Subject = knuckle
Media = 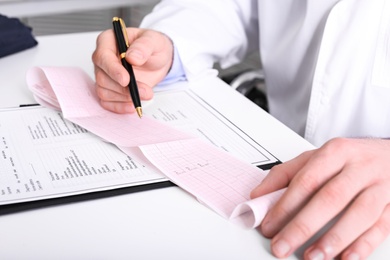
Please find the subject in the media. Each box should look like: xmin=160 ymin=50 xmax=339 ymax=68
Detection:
xmin=91 ymin=47 xmax=104 ymax=66
xmin=322 ymin=138 xmax=352 ymax=156
xmin=91 ymin=49 xmax=99 ymax=64
xmin=350 ymin=188 xmax=384 ymax=224
xmin=271 ymin=163 xmax=284 ymax=172
xmin=268 ymin=164 xmax=285 ymax=178
xmin=268 ymin=165 xmax=279 ymax=177
xmin=350 ymin=217 xmax=390 ymax=257
xmin=318 ymin=183 xmax=345 ymax=207
xmin=95 ymin=86 xmax=106 ymax=100
xmin=94 ymin=70 xmax=106 ymax=86
xmin=292 ymin=173 xmax=320 ymax=195
xmin=274 ymin=204 xmax=291 ymax=221
xmin=99 ymin=99 xmax=108 ymax=108
xmin=326 ymin=231 xmax=343 ymax=247
xmin=354 ymin=193 xmax=378 ymax=213
xmin=300 ymin=150 xmax=313 ymax=158
xmin=268 ymin=164 xmax=291 ymax=184
xmin=291 ymin=219 xmax=313 ymax=239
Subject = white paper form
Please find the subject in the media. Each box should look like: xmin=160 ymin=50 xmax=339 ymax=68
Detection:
xmin=0 ymin=106 xmax=165 ymax=205
xmin=144 ymin=90 xmax=279 ymax=167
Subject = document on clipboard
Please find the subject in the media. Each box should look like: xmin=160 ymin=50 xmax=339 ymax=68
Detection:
xmin=0 ymin=66 xmax=287 ymax=227
xmin=0 ymin=70 xmax=279 ymax=207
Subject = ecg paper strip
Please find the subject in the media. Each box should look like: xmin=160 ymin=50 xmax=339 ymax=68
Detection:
xmin=26 ymin=66 xmax=285 ymax=228
xmin=141 ymin=139 xmax=285 ymax=228
xmin=27 ymin=66 xmax=193 ymax=147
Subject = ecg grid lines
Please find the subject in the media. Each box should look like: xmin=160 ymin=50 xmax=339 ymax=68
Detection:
xmin=141 ymin=138 xmax=267 ymax=218
xmin=34 ymin=66 xmax=193 ymax=147
xmin=27 ymin=66 xmax=284 ymax=227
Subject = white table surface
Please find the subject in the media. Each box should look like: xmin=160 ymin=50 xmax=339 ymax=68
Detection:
xmin=0 ymin=31 xmax=388 ymax=260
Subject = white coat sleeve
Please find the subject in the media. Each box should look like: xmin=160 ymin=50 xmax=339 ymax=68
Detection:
xmin=140 ymin=0 xmax=259 ymax=80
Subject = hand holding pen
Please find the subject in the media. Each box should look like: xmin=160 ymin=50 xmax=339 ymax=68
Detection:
xmin=92 ymin=20 xmax=175 ymax=115
xmin=112 ymin=17 xmax=142 ymax=118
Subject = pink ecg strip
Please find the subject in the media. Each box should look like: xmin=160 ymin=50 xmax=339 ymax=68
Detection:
xmin=26 ymin=66 xmax=284 ymax=228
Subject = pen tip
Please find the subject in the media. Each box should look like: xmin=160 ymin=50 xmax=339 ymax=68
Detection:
xmin=136 ymin=107 xmax=143 ymax=118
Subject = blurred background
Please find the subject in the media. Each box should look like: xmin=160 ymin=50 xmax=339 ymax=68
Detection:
xmin=1 ymin=0 xmax=265 ymax=109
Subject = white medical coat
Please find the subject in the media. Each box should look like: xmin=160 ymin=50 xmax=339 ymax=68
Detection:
xmin=141 ymin=0 xmax=390 ymax=146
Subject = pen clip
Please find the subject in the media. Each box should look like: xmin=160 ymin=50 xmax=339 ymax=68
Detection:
xmin=119 ymin=18 xmax=129 ymax=48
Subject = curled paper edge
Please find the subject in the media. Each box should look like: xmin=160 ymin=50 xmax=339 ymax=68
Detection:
xmin=229 ymin=188 xmax=286 ymax=229
xmin=26 ymin=66 xmax=61 ymax=110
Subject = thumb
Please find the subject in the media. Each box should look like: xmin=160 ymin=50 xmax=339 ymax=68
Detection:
xmin=125 ymin=29 xmax=173 ymax=68
xmin=125 ymin=29 xmax=158 ymax=66
xmin=126 ymin=47 xmax=147 ymax=66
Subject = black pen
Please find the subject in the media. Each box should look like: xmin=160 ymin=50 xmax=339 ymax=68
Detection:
xmin=112 ymin=17 xmax=142 ymax=118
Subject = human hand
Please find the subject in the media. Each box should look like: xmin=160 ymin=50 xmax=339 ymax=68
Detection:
xmin=251 ymin=138 xmax=390 ymax=259
xmin=92 ymin=28 xmax=174 ymax=113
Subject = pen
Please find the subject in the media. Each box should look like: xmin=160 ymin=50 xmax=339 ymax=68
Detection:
xmin=112 ymin=17 xmax=142 ymax=118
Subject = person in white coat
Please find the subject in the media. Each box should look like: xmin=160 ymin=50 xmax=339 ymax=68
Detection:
xmin=92 ymin=0 xmax=390 ymax=259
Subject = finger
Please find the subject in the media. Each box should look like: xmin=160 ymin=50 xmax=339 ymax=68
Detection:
xmin=136 ymin=81 xmax=154 ymax=101
xmin=303 ymin=181 xmax=390 ymax=260
xmin=126 ymin=29 xmax=166 ymax=65
xmin=126 ymin=29 xmax=151 ymax=66
xmin=266 ymin=165 xmax=370 ymax=258
xmin=97 ymin=81 xmax=154 ymax=114
xmin=95 ymin=64 xmax=155 ymax=103
xmin=100 ymin=100 xmax=135 ymax=114
xmin=250 ymin=150 xmax=314 ymax=199
xmin=92 ymin=30 xmax=130 ymax=86
xmin=341 ymin=204 xmax=390 ymax=260
xmin=95 ymin=67 xmax=129 ymax=96
xmin=96 ymin=84 xmax=131 ymax=103
xmin=260 ymin=139 xmax=360 ymax=237
xmin=126 ymin=30 xmax=174 ymax=78
xmin=97 ymin=80 xmax=154 ymax=102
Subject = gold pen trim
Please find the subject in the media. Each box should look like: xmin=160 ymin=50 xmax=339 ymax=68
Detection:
xmin=113 ymin=16 xmax=142 ymax=119
xmin=112 ymin=17 xmax=129 ymax=48
xmin=136 ymin=107 xmax=143 ymax=118
xmin=119 ymin=18 xmax=129 ymax=48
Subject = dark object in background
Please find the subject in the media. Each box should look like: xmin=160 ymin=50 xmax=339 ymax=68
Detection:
xmin=222 ymin=69 xmax=268 ymax=112
xmin=0 ymin=14 xmax=38 ymax=58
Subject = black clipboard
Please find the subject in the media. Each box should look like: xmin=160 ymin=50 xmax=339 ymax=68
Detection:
xmin=0 ymin=180 xmax=175 ymax=216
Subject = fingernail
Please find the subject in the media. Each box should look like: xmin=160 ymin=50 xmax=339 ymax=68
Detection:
xmin=272 ymin=239 xmax=291 ymax=257
xmin=307 ymin=248 xmax=325 ymax=260
xmin=346 ymin=252 xmax=360 ymax=260
xmin=127 ymin=49 xmax=143 ymax=61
